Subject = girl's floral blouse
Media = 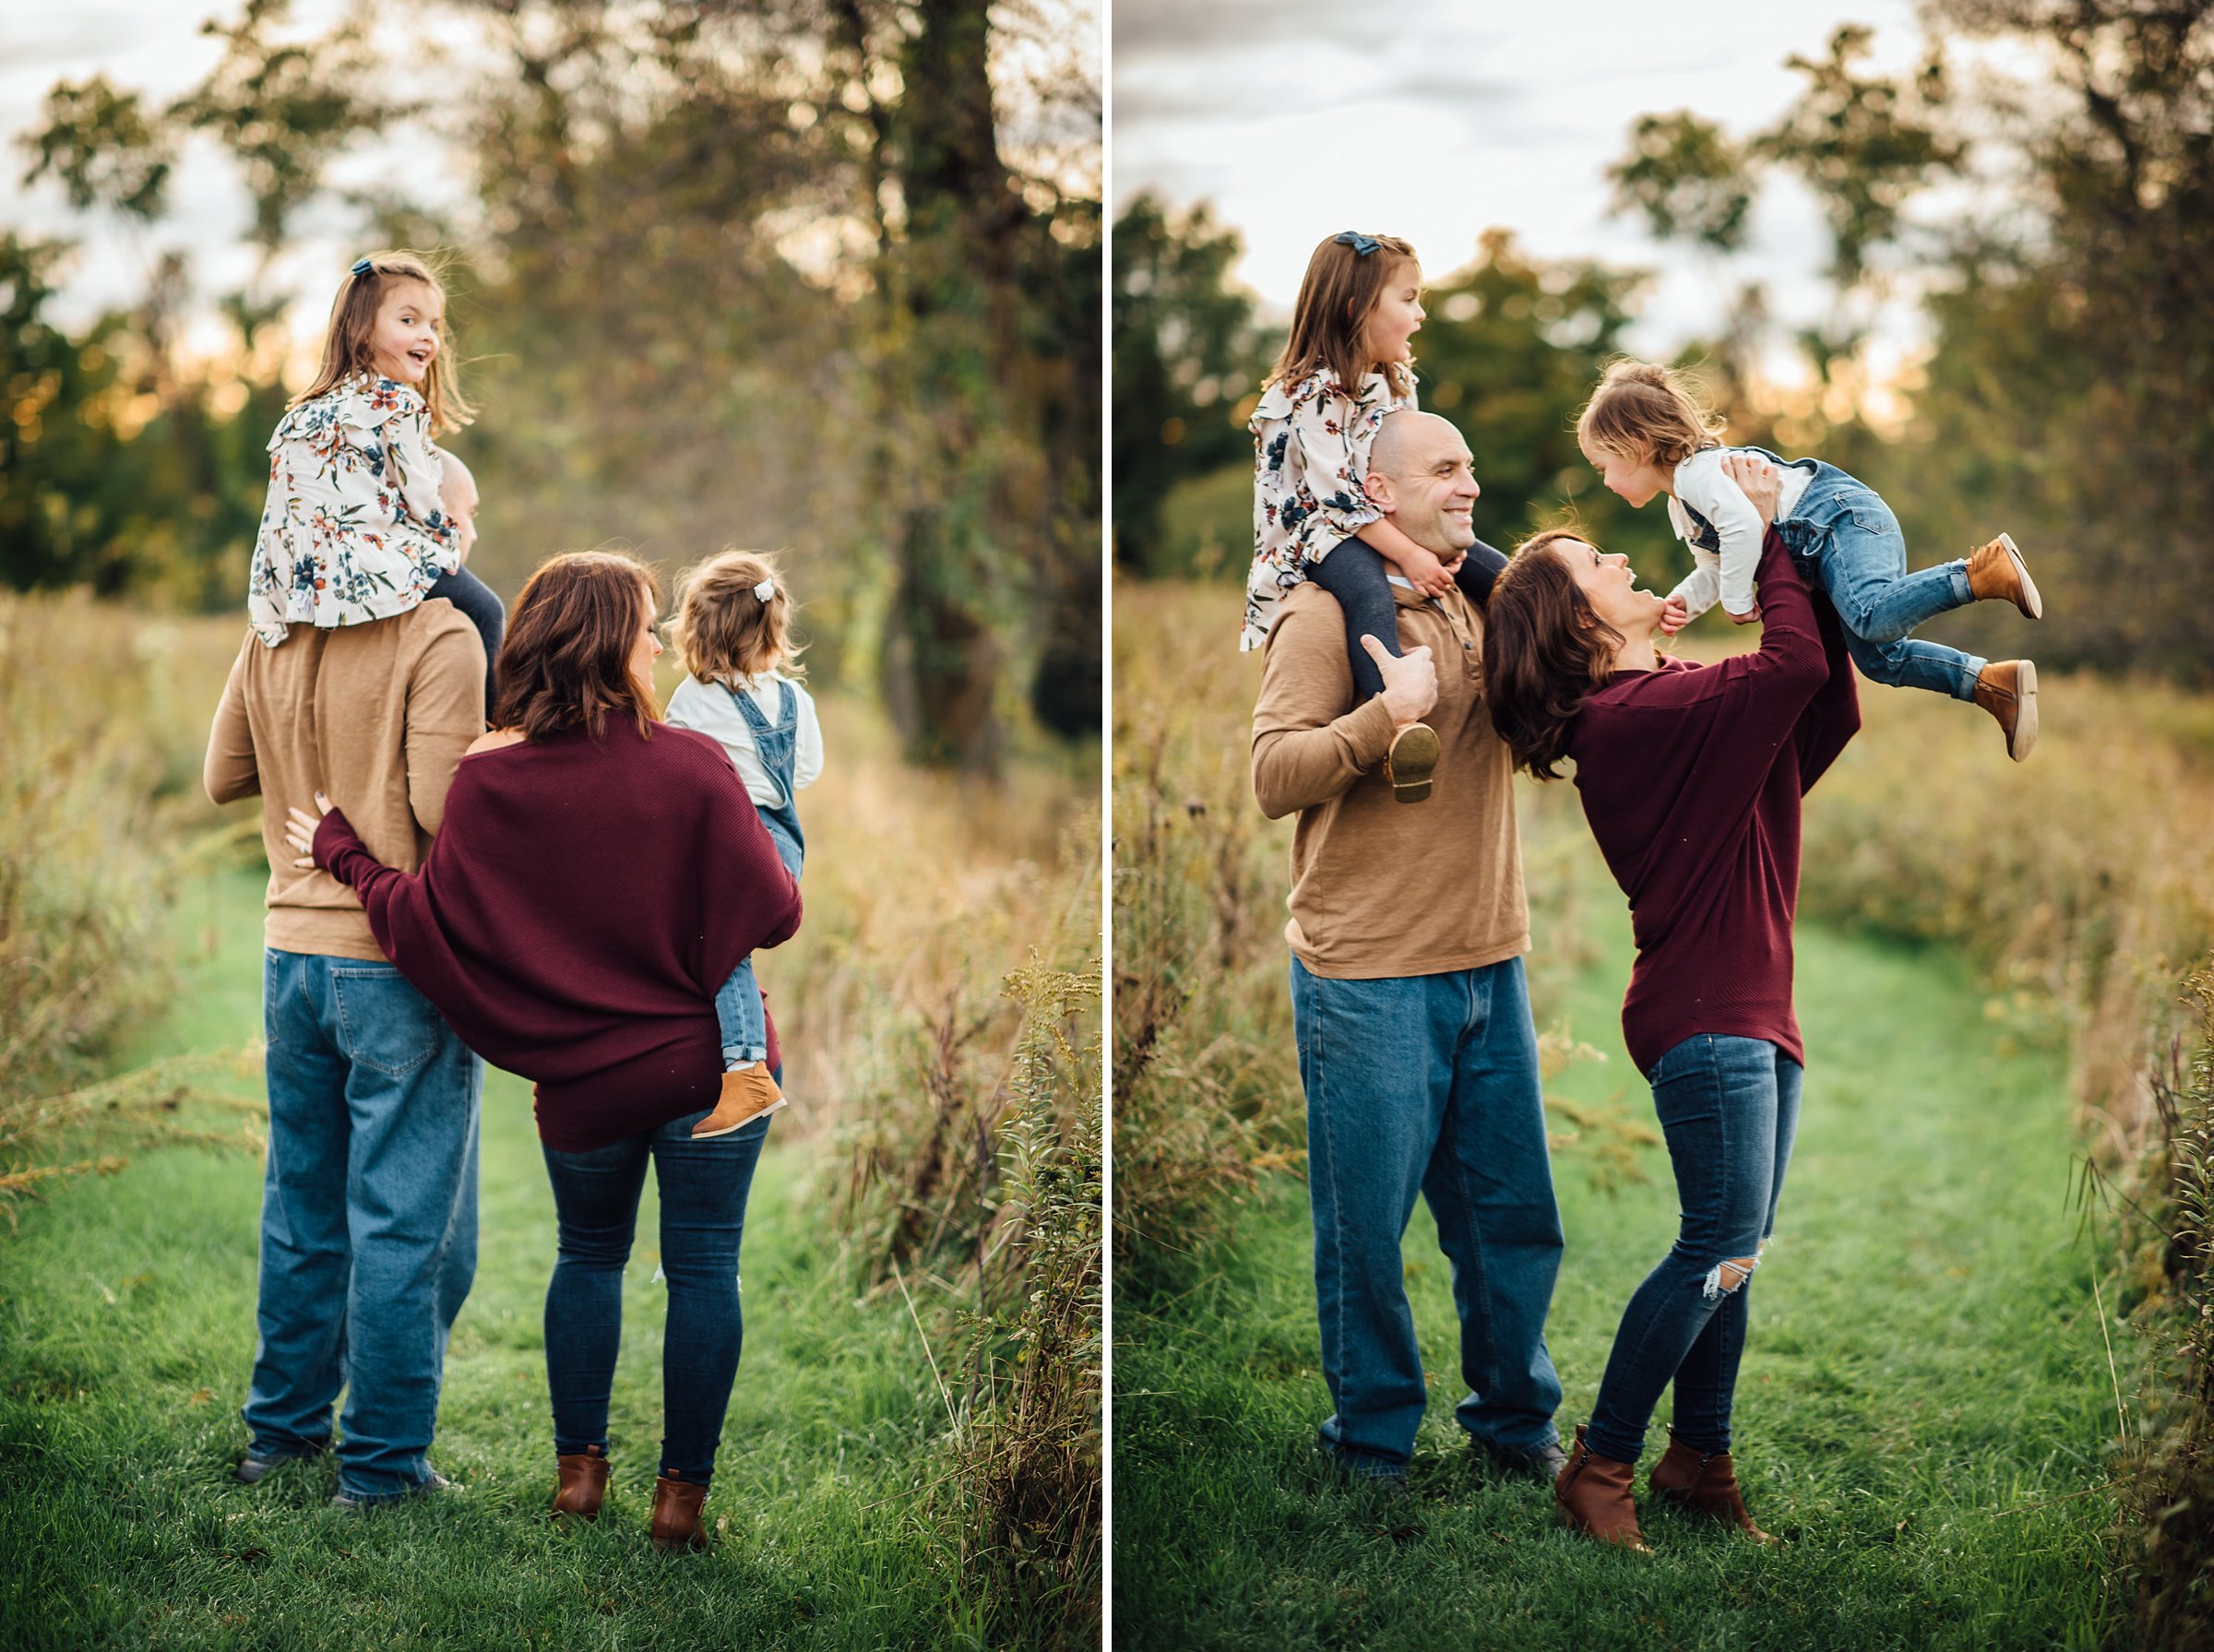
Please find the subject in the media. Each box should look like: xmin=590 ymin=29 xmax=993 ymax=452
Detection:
xmin=1241 ymin=368 xmax=1415 ymax=652
xmin=247 ymin=372 xmax=458 ymax=648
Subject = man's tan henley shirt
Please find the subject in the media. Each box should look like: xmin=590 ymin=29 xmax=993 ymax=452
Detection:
xmin=204 ymin=600 xmax=485 ymax=962
xmin=1251 ymin=580 xmax=1529 ymax=980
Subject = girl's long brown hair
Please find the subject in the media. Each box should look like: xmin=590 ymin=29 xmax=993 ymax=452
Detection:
xmin=1482 ymin=529 xmax=1625 ymax=780
xmin=493 ymin=552 xmax=662 ymax=744
xmin=293 ymin=250 xmax=475 ymax=436
xmin=1266 ymin=232 xmax=1420 ymax=402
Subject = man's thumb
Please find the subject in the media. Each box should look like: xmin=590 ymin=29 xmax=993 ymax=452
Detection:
xmin=1358 ymin=634 xmax=1389 ymax=660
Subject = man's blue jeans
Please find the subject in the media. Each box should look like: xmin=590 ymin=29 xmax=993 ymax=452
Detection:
xmin=1584 ymin=1035 xmax=1803 ymax=1465
xmin=539 ymin=1100 xmax=773 ymax=1485
xmin=1292 ymin=956 xmax=1565 ymax=1474
xmin=244 ymin=951 xmax=482 ymax=1501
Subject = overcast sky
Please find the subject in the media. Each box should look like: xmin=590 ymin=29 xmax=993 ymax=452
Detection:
xmin=1112 ymin=0 xmax=1932 ymax=367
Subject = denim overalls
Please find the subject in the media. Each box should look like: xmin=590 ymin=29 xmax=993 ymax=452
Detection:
xmin=710 ymin=679 xmax=806 ymax=1068
xmin=1696 ymin=447 xmax=1986 ymax=702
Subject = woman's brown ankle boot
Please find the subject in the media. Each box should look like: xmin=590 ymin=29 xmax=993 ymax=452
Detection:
xmin=1553 ymin=1424 xmax=1651 ymax=1552
xmin=649 ymin=1471 xmax=709 ymax=1552
xmin=551 ymin=1445 xmax=609 ymax=1520
xmin=1648 ymin=1429 xmax=1776 ymax=1544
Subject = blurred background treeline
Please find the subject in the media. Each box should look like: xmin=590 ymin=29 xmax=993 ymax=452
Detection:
xmin=1114 ymin=1 xmax=2211 ymax=684
xmin=6 ymin=0 xmax=1101 ymax=767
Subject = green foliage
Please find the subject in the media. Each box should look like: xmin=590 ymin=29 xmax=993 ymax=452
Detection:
xmin=1608 ymin=111 xmax=1753 ymax=254
xmin=1110 ymin=193 xmax=1271 ymax=574
xmin=18 ymin=77 xmax=172 ymax=220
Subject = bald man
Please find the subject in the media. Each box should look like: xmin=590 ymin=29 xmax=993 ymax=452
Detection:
xmin=1252 ymin=410 xmax=1565 ymax=1492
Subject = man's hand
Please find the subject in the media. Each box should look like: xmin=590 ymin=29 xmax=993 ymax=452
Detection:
xmin=1720 ymin=451 xmax=1780 ymax=528
xmin=1359 ymin=636 xmax=1437 ymax=728
xmin=1392 ymin=545 xmax=1457 ymax=600
xmin=1659 ymin=595 xmax=1691 ymax=635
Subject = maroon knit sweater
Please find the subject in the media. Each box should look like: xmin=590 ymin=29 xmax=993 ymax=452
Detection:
xmin=313 ymin=717 xmax=802 ymax=1150
xmin=1566 ymin=533 xmax=1860 ymax=1076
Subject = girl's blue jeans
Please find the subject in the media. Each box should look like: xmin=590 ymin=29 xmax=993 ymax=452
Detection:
xmin=712 ymin=817 xmax=804 ymax=1067
xmin=1583 ymin=1035 xmax=1803 ymax=1465
xmin=1772 ymin=459 xmax=1986 ymax=701
xmin=539 ymin=1097 xmax=774 ymax=1484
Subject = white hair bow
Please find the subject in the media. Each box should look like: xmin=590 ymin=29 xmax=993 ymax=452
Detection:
xmin=753 ymin=577 xmax=776 ymax=602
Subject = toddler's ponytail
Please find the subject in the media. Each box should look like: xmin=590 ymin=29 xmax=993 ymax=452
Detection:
xmin=1576 ymin=357 xmax=1723 ymax=469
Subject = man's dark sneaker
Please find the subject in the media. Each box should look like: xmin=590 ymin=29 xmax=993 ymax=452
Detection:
xmin=1326 ymin=1452 xmax=1410 ymax=1496
xmin=1478 ymin=1436 xmax=1569 ymax=1483
xmin=330 ymin=1468 xmax=454 ymax=1514
xmin=235 ymin=1444 xmax=323 ymax=1484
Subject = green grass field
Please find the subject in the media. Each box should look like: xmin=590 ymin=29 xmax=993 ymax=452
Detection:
xmin=1113 ymin=898 xmax=2122 ymax=1649
xmin=0 ymin=867 xmax=992 ymax=1650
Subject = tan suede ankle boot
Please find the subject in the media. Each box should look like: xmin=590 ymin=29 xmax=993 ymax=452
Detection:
xmin=1965 ymin=532 xmax=2041 ymax=619
xmin=1972 ymin=660 xmax=2039 ymax=762
xmin=693 ymin=1064 xmax=785 ymax=1138
xmin=1553 ymin=1424 xmax=1651 ymax=1552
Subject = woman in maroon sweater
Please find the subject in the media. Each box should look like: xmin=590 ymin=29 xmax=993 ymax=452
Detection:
xmin=285 ymin=551 xmax=801 ymax=1552
xmin=1482 ymin=457 xmax=1860 ymax=1551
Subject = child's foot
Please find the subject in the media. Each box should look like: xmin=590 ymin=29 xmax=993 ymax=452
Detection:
xmin=1967 ymin=533 xmax=2041 ymax=619
xmin=693 ymin=1063 xmax=785 ymax=1137
xmin=1385 ymin=721 xmax=1441 ymax=803
xmin=1972 ymin=660 xmax=2038 ymax=761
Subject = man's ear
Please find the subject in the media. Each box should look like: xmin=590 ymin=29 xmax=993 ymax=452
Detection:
xmin=1363 ymin=469 xmax=1395 ymax=512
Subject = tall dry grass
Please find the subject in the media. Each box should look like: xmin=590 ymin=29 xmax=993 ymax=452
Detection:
xmin=0 ymin=592 xmax=261 ymax=1210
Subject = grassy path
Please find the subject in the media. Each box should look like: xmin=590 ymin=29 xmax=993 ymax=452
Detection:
xmin=1114 ymin=915 xmax=2120 ymax=1649
xmin=0 ymin=869 xmax=974 ymax=1650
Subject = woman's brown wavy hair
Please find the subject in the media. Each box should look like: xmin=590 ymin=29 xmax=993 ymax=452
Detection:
xmin=1482 ymin=529 xmax=1625 ymax=780
xmin=493 ymin=551 xmax=663 ymax=744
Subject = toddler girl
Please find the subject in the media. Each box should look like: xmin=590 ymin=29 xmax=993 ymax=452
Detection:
xmin=1243 ymin=231 xmax=1507 ymax=802
xmin=1577 ymin=359 xmax=2043 ymax=759
xmin=663 ymin=550 xmax=819 ymax=1136
xmin=249 ymin=251 xmax=505 ymax=704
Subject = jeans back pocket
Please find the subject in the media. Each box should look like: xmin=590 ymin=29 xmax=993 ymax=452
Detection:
xmin=331 ymin=967 xmax=443 ymax=1079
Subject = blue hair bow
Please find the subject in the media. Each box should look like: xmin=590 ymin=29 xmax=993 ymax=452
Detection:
xmin=1333 ymin=232 xmax=1382 ymax=256
xmin=350 ymin=257 xmax=374 ymax=277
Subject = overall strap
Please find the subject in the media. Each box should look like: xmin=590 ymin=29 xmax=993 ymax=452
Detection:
xmin=722 ymin=678 xmax=775 ymax=734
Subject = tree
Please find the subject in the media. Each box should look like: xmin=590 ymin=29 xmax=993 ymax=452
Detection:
xmin=1108 ymin=194 xmax=1267 ymax=574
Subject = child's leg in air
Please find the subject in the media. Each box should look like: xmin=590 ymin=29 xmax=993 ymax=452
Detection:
xmin=428 ymin=567 xmax=506 ymax=719
xmin=1303 ymin=536 xmax=1441 ymax=802
xmin=1815 ymin=493 xmax=1977 ymax=646
xmin=1306 ymin=538 xmax=1403 ymax=703
xmin=696 ymin=962 xmax=784 ymax=1139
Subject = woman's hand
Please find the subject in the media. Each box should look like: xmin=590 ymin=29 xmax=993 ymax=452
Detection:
xmin=282 ymin=790 xmax=337 ymax=869
xmin=1721 ymin=452 xmax=1780 ymax=527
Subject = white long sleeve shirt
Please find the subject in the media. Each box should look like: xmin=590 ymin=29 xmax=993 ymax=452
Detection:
xmin=662 ymin=671 xmax=823 ymax=810
xmin=1666 ymin=446 xmax=1815 ymax=620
